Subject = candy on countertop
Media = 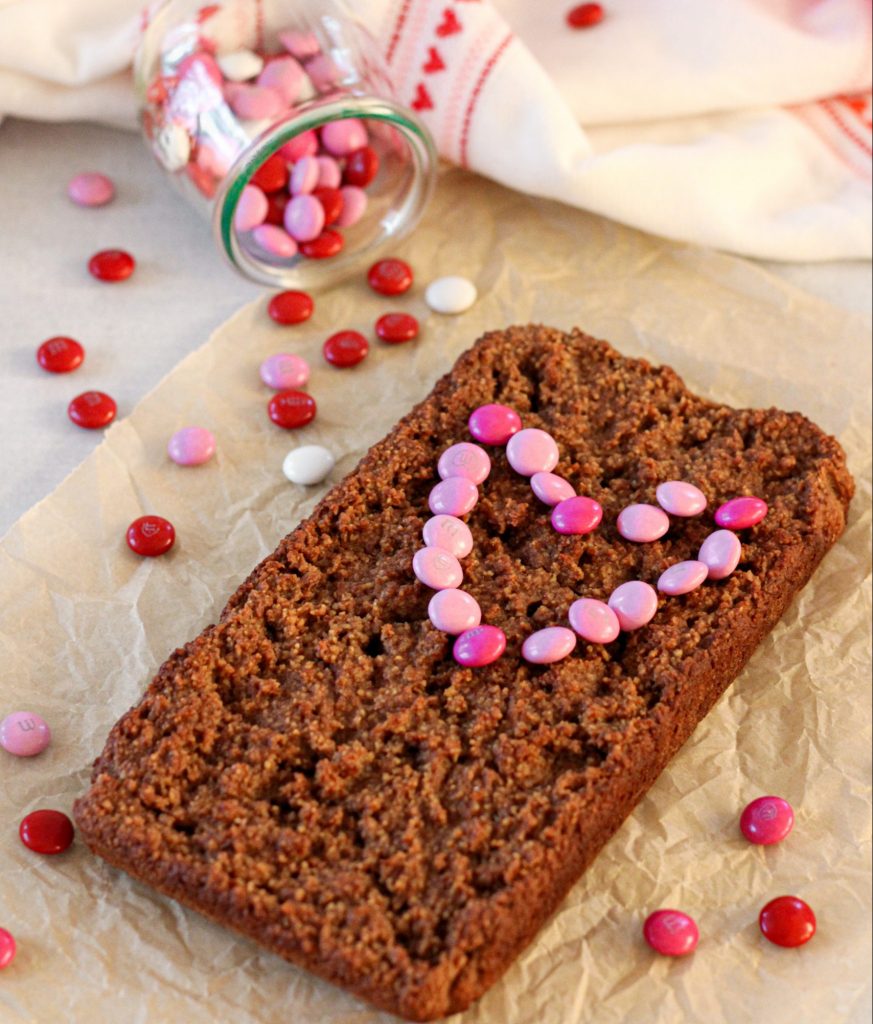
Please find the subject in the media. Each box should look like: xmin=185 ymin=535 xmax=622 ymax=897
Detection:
xmin=88 ymin=249 xmax=135 ymax=282
xmin=429 ymin=477 xmax=479 ymax=517
xmin=168 ymin=426 xmax=216 ymax=467
xmin=260 ymin=353 xmax=310 ymax=390
xmin=126 ymin=515 xmax=176 ymax=558
xmin=715 ymin=496 xmax=769 ymax=530
xmin=428 ymin=588 xmax=482 ymax=635
xmin=453 ymin=625 xmax=507 ymax=667
xmin=321 ymin=118 xmax=368 ymax=156
xmin=608 ymin=580 xmax=658 ymax=631
xmin=368 ymin=258 xmax=414 ymax=296
xmin=282 ymin=445 xmax=336 ymax=486
xmin=568 ymin=598 xmax=621 ymax=645
xmin=643 ymin=910 xmax=699 ymax=956
xmin=67 ymin=172 xmax=115 ymax=207
xmin=506 ymin=428 xmax=559 ymax=477
xmin=522 ymin=626 xmax=577 ymax=665
xmin=284 ymin=193 xmax=326 ymax=242
xmin=656 ymin=480 xmax=708 ymax=517
xmin=759 ymin=896 xmax=816 ymax=947
xmin=740 ymin=796 xmax=795 ymax=845
xmin=413 ymin=547 xmax=464 ymax=590
xmin=299 ymin=229 xmax=345 ymax=259
xmin=37 ymin=336 xmax=84 ymax=374
xmin=551 ymin=495 xmax=603 ymax=536
xmin=344 ymin=146 xmax=380 ymax=188
xmin=425 ymin=275 xmax=478 ymax=315
xmin=216 ymin=48 xmax=264 ymax=81
xmin=0 ymin=928 xmax=15 ymax=969
xmin=698 ymin=529 xmax=742 ymax=580
xmin=423 ymin=515 xmax=474 ymax=559
xmin=251 ymin=152 xmax=289 ymax=193
xmin=267 ymin=289 xmax=314 ymax=324
xmin=530 ymin=472 xmax=575 ymax=506
xmin=323 ymin=330 xmax=369 ymax=368
xmin=468 ymin=404 xmax=522 ymax=446
xmin=375 ymin=312 xmax=419 ymax=345
xmin=337 ymin=185 xmax=368 ymax=227
xmin=617 ymin=503 xmax=670 ymax=543
xmin=68 ymin=391 xmax=117 ymax=430
xmin=0 ymin=711 xmax=51 ymax=757
xmin=251 ymin=224 xmax=298 ymax=258
xmin=268 ymin=390 xmax=317 ymax=430
xmin=290 ymin=155 xmax=320 ymax=195
xmin=235 ymin=184 xmax=269 ymax=231
xmin=19 ymin=809 xmax=75 ymax=855
xmin=657 ymin=560 xmax=709 ymax=596
xmin=438 ymin=443 xmax=491 ymax=485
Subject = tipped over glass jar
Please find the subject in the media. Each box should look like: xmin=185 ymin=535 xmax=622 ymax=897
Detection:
xmin=136 ymin=0 xmax=437 ymax=288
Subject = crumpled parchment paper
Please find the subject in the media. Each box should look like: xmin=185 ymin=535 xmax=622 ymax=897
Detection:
xmin=0 ymin=169 xmax=870 ymax=1024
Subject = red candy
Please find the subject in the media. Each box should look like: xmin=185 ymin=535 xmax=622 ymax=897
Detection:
xmin=368 ymin=258 xmax=413 ymax=296
xmin=643 ymin=910 xmax=700 ymax=956
xmin=323 ymin=330 xmax=369 ymax=368
xmin=250 ymin=152 xmax=289 ymax=193
xmin=88 ymin=249 xmax=135 ymax=282
xmin=759 ymin=896 xmax=816 ymax=947
xmin=376 ymin=313 xmax=419 ymax=344
xmin=313 ymin=187 xmax=343 ymax=225
xmin=268 ymin=390 xmax=317 ymax=429
xmin=265 ymin=190 xmax=290 ymax=227
xmin=740 ymin=796 xmax=795 ymax=845
xmin=0 ymin=928 xmax=15 ymax=969
xmin=19 ymin=809 xmax=74 ymax=855
xmin=344 ymin=146 xmax=380 ymax=188
xmin=127 ymin=515 xmax=176 ymax=557
xmin=268 ymin=290 xmax=314 ymax=325
xmin=37 ymin=336 xmax=84 ymax=374
xmin=567 ymin=3 xmax=605 ymax=28
xmin=300 ymin=229 xmax=345 ymax=259
xmin=68 ymin=391 xmax=117 ymax=429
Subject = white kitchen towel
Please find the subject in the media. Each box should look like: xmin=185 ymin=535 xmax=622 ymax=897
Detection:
xmin=0 ymin=0 xmax=870 ymax=261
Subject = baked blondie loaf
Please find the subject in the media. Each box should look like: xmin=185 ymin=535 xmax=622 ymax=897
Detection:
xmin=74 ymin=326 xmax=853 ymax=1020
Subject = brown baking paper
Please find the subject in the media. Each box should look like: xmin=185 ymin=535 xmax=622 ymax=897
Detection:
xmin=0 ymin=169 xmax=870 ymax=1024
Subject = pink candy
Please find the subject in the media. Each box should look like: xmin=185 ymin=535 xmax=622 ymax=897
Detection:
xmin=284 ymin=193 xmax=325 ymax=242
xmin=428 ymin=589 xmax=482 ymax=634
xmin=468 ymin=404 xmax=522 ymax=445
xmin=698 ymin=529 xmax=742 ymax=580
xmin=413 ymin=547 xmax=464 ymax=590
xmin=568 ymin=598 xmax=620 ymax=645
xmin=438 ymin=443 xmax=491 ymax=485
xmin=608 ymin=581 xmax=658 ymax=631
xmin=657 ymin=560 xmax=708 ymax=596
xmin=167 ymin=426 xmax=216 ymax=467
xmin=279 ymin=29 xmax=321 ymax=60
xmin=551 ymin=495 xmax=603 ymax=536
xmin=656 ymin=480 xmax=707 ymax=517
xmin=321 ymin=119 xmax=368 ymax=156
xmin=715 ymin=496 xmax=768 ymax=530
xmin=337 ymin=186 xmax=367 ymax=228
xmin=256 ymin=56 xmax=305 ymax=105
xmin=0 ymin=711 xmax=51 ymax=757
xmin=229 ymin=83 xmax=285 ymax=121
xmin=252 ymin=224 xmax=298 ymax=258
xmin=506 ymin=428 xmax=559 ymax=477
xmin=290 ymin=155 xmax=320 ymax=195
xmin=423 ymin=515 xmax=474 ymax=558
xmin=530 ymin=472 xmax=575 ymax=506
xmin=740 ymin=795 xmax=795 ymax=845
xmin=279 ymin=130 xmax=319 ymax=162
xmin=522 ymin=626 xmax=577 ymax=665
xmin=316 ymin=155 xmax=342 ymax=189
xmin=429 ymin=477 xmax=478 ymax=517
xmin=305 ymin=54 xmax=340 ymax=91
xmin=453 ymin=625 xmax=507 ymax=667
xmin=67 ymin=172 xmax=115 ymax=207
xmin=617 ymin=503 xmax=670 ymax=543
xmin=235 ymin=184 xmax=268 ymax=231
xmin=259 ymin=353 xmax=310 ymax=390
xmin=643 ymin=910 xmax=700 ymax=956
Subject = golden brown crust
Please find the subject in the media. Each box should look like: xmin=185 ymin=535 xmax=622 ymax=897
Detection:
xmin=74 ymin=326 xmax=854 ymax=1021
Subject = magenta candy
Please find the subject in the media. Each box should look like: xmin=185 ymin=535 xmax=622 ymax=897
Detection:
xmin=438 ymin=443 xmax=491 ymax=485
xmin=506 ymin=428 xmax=559 ymax=477
xmin=0 ymin=927 xmax=15 ymax=969
xmin=229 ymin=83 xmax=284 ymax=121
xmin=522 ymin=626 xmax=577 ymax=665
xmin=429 ymin=477 xmax=478 ymax=517
xmin=740 ymin=796 xmax=795 ymax=845
xmin=257 ymin=56 xmax=305 ymax=105
xmin=167 ymin=426 xmax=216 ymax=467
xmin=316 ymin=155 xmax=342 ymax=190
xmin=617 ymin=503 xmax=670 ymax=543
xmin=468 ymin=404 xmax=522 ymax=446
xmin=252 ymin=224 xmax=298 ymax=258
xmin=530 ymin=472 xmax=575 ymax=506
xmin=260 ymin=353 xmax=310 ymax=390
xmin=284 ymin=193 xmax=325 ymax=243
xmin=698 ymin=529 xmax=742 ymax=580
xmin=423 ymin=515 xmax=474 ymax=559
xmin=279 ymin=130 xmax=319 ymax=162
xmin=453 ymin=625 xmax=507 ymax=667
xmin=656 ymin=480 xmax=707 ymax=517
xmin=279 ymin=29 xmax=321 ymax=60
xmin=643 ymin=910 xmax=699 ymax=956
xmin=715 ymin=496 xmax=768 ymax=530
xmin=608 ymin=581 xmax=658 ymax=631
xmin=568 ymin=598 xmax=620 ymax=645
xmin=413 ymin=547 xmax=463 ymax=590
xmin=428 ymin=589 xmax=482 ymax=635
xmin=552 ymin=495 xmax=603 ymax=535
xmin=321 ymin=118 xmax=368 ymax=156
xmin=657 ymin=560 xmax=708 ymax=596
xmin=0 ymin=711 xmax=51 ymax=757
xmin=290 ymin=155 xmax=320 ymax=195
xmin=67 ymin=172 xmax=114 ymax=207
xmin=337 ymin=186 xmax=368 ymax=227
xmin=235 ymin=184 xmax=268 ymax=232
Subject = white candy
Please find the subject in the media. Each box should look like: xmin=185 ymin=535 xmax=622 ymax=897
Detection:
xmin=153 ymin=122 xmax=191 ymax=172
xmin=283 ymin=445 xmax=335 ymax=486
xmin=425 ymin=276 xmax=478 ymax=315
xmin=217 ymin=49 xmax=265 ymax=82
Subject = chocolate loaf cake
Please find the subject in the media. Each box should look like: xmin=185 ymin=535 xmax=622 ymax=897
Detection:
xmin=74 ymin=326 xmax=853 ymax=1020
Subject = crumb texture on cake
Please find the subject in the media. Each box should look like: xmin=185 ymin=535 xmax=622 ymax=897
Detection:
xmin=74 ymin=326 xmax=853 ymax=1021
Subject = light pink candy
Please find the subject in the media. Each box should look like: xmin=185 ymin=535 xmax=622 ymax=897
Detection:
xmin=321 ymin=118 xmax=368 ymax=156
xmin=656 ymin=480 xmax=707 ymax=517
xmin=316 ymin=156 xmax=342 ymax=190
xmin=429 ymin=477 xmax=478 ymax=517
xmin=290 ymin=155 xmax=320 ymax=195
xmin=252 ymin=224 xmax=298 ymax=258
xmin=698 ymin=529 xmax=742 ymax=580
xmin=0 ymin=711 xmax=51 ymax=757
xmin=257 ymin=57 xmax=305 ymax=105
xmin=530 ymin=472 xmax=575 ymax=506
xmin=229 ymin=84 xmax=285 ymax=121
xmin=67 ymin=172 xmax=114 ymax=208
xmin=522 ymin=627 xmax=577 ymax=665
xmin=413 ymin=547 xmax=464 ymax=590
xmin=279 ymin=130 xmax=319 ymax=162
xmin=337 ymin=186 xmax=367 ymax=228
xmin=259 ymin=354 xmax=310 ymax=390
xmin=506 ymin=428 xmax=559 ymax=477
xmin=279 ymin=29 xmax=321 ymax=60
xmin=468 ymin=404 xmax=522 ymax=446
xmin=715 ymin=496 xmax=768 ymax=530
xmin=428 ymin=589 xmax=482 ymax=635
xmin=235 ymin=184 xmax=268 ymax=231
xmin=568 ymin=598 xmax=620 ymax=644
xmin=168 ymin=426 xmax=216 ymax=467
xmin=284 ymin=193 xmax=325 ymax=242
xmin=305 ymin=54 xmax=340 ymax=92
xmin=617 ymin=503 xmax=670 ymax=543
xmin=608 ymin=581 xmax=658 ymax=631
xmin=438 ymin=443 xmax=491 ymax=485
xmin=423 ymin=515 xmax=474 ymax=559
xmin=453 ymin=625 xmax=506 ymax=667
xmin=657 ymin=560 xmax=708 ymax=596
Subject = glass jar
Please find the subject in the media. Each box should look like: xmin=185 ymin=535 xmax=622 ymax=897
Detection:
xmin=135 ymin=0 xmax=437 ymax=288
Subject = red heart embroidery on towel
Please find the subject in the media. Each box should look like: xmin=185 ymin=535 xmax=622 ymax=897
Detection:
xmin=423 ymin=47 xmax=446 ymax=74
xmin=412 ymin=83 xmax=435 ymax=111
xmin=436 ymin=8 xmax=462 ymax=36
